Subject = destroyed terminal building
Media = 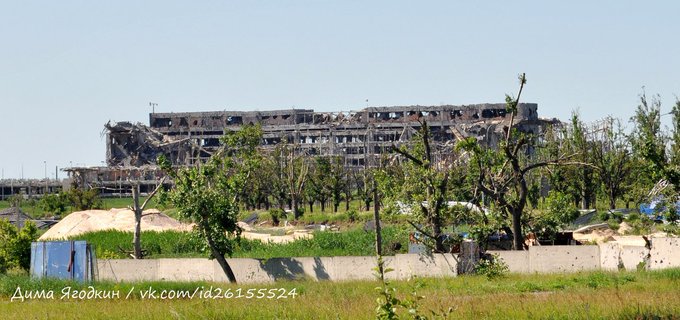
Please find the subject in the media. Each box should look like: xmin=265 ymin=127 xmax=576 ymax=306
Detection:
xmin=69 ymin=103 xmax=547 ymax=196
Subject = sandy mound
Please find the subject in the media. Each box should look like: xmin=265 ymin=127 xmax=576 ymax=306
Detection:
xmin=241 ymin=230 xmax=313 ymax=244
xmin=39 ymin=208 xmax=193 ymax=240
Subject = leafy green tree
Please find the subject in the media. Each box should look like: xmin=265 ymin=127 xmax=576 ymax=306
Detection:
xmin=532 ymin=191 xmax=579 ymax=241
xmin=0 ymin=219 xmax=38 ymax=273
xmin=309 ymin=157 xmax=331 ymax=212
xmin=544 ymin=113 xmax=598 ymax=209
xmin=390 ymin=121 xmax=454 ymax=253
xmin=66 ymin=182 xmax=102 ymax=210
xmin=269 ymin=144 xmax=291 ymax=210
xmin=625 ymin=93 xmax=680 ymax=211
xmin=459 ymin=74 xmax=587 ymax=250
xmin=39 ymin=193 xmax=70 ymax=217
xmin=276 ymin=144 xmax=309 ymax=219
xmin=159 ymin=125 xmax=263 ymax=283
xmin=328 ymin=156 xmax=347 ymax=213
xmin=568 ymin=113 xmax=598 ymax=209
xmin=664 ymin=99 xmax=680 ymax=193
xmin=354 ymin=167 xmax=377 ymax=211
xmin=160 ymin=156 xmax=240 ymax=282
xmin=221 ymin=125 xmax=269 ymax=211
xmin=592 ymin=118 xmax=633 ymax=209
xmin=629 ymin=92 xmax=666 ymax=198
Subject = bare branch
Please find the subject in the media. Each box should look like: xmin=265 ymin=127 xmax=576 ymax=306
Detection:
xmin=505 ymin=73 xmax=526 ymax=143
xmin=407 ymin=219 xmax=436 ymax=241
xmin=391 ymin=145 xmax=423 ymax=166
xmin=141 ymin=211 xmax=162 ymax=217
xmin=140 ymin=176 xmax=168 ymax=211
xmin=422 ymin=121 xmax=432 ymax=166
xmin=521 ymin=159 xmax=596 ymax=175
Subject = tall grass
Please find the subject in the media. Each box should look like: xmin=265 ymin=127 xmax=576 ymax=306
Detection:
xmin=1 ymin=269 xmax=679 ymax=319
xmin=69 ymin=226 xmax=409 ymax=259
xmin=70 ymin=230 xmax=205 ymax=259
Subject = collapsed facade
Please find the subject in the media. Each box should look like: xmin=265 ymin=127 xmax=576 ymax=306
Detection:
xmin=65 ymin=103 xmax=552 ymax=196
xmin=107 ymin=103 xmax=542 ymax=167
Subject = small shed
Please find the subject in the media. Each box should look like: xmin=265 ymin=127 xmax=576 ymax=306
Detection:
xmin=30 ymin=241 xmax=97 ymax=281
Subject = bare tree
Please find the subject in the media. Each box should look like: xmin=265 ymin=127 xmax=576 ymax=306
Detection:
xmin=129 ymin=177 xmax=166 ymax=259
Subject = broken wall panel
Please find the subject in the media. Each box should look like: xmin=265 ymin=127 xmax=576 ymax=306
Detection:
xmin=106 ymin=103 xmax=543 ymax=169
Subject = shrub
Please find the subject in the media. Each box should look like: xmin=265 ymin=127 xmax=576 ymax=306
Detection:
xmin=269 ymin=208 xmax=286 ymax=226
xmin=346 ymin=209 xmax=358 ymax=223
xmin=533 ymin=191 xmax=579 ymax=240
xmin=39 ymin=193 xmax=70 ymax=217
xmin=0 ymin=220 xmax=38 ymax=273
xmin=474 ymin=253 xmax=509 ymax=280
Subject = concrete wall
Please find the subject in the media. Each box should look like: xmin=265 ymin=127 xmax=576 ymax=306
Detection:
xmin=650 ymin=238 xmax=680 ymax=270
xmin=529 ymin=245 xmax=600 ymax=273
xmin=599 ymin=243 xmax=621 ymax=271
xmin=491 ymin=246 xmax=600 ymax=273
xmin=97 ymin=239 xmax=680 ymax=283
xmin=488 ymin=250 xmax=530 ymax=274
xmin=98 ymin=259 xmax=159 ymax=282
xmin=97 ymin=254 xmax=458 ymax=283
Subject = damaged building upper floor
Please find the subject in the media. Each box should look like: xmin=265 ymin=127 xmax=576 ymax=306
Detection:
xmin=106 ymin=103 xmax=551 ymax=167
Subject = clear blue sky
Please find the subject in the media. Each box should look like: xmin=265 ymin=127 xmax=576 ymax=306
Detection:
xmin=1 ymin=1 xmax=679 ymax=179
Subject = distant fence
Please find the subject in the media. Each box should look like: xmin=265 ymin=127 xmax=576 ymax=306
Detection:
xmin=97 ymin=238 xmax=680 ymax=283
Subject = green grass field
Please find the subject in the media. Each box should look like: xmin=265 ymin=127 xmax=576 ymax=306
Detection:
xmin=70 ymin=227 xmax=410 ymax=259
xmin=1 ymin=269 xmax=679 ymax=319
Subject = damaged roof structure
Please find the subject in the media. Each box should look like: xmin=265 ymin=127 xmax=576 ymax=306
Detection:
xmin=0 ymin=207 xmax=58 ymax=229
xmin=67 ymin=103 xmax=557 ymax=196
xmin=106 ymin=103 xmax=548 ymax=167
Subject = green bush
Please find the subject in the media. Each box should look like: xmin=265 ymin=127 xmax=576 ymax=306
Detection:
xmin=533 ymin=191 xmax=579 ymax=239
xmin=474 ymin=253 xmax=509 ymax=280
xmin=0 ymin=220 xmax=38 ymax=273
xmin=268 ymin=208 xmax=287 ymax=226
xmin=346 ymin=209 xmax=358 ymax=222
xmin=39 ymin=193 xmax=70 ymax=217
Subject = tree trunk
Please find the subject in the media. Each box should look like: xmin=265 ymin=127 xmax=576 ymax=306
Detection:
xmin=373 ymin=180 xmax=384 ymax=278
xmin=583 ymin=192 xmax=592 ymax=210
xmin=308 ymin=201 xmax=314 ymax=213
xmin=207 ymin=237 xmax=237 ymax=283
xmin=432 ymin=216 xmax=444 ymax=253
xmin=132 ymin=185 xmax=143 ymax=259
xmin=293 ymin=197 xmax=300 ymax=219
xmin=511 ymin=209 xmax=523 ymax=250
xmin=333 ymin=203 xmax=339 ymax=213
xmin=609 ymin=190 xmax=616 ymax=210
xmin=321 ymin=200 xmax=325 ymax=212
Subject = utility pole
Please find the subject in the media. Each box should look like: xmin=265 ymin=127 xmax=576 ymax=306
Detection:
xmin=150 ymin=102 xmax=158 ymax=114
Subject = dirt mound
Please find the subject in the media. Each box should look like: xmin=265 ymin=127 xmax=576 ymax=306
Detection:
xmin=39 ymin=208 xmax=193 ymax=240
xmin=241 ymin=230 xmax=313 ymax=244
